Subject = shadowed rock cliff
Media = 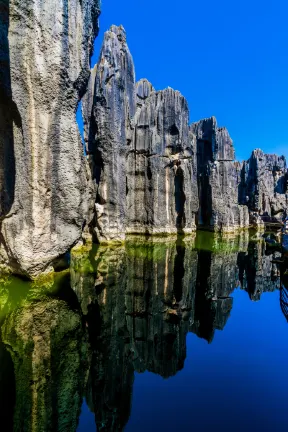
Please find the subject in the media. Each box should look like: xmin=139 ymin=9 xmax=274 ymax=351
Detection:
xmin=192 ymin=117 xmax=249 ymax=232
xmin=0 ymin=0 xmax=100 ymax=277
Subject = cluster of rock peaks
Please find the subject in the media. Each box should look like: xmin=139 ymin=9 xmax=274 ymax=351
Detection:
xmin=1 ymin=14 xmax=287 ymax=278
xmin=84 ymin=25 xmax=288 ymax=243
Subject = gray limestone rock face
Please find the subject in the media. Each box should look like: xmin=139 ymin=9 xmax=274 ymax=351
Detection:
xmin=86 ymin=25 xmax=136 ymax=242
xmin=192 ymin=117 xmax=249 ymax=232
xmin=127 ymin=86 xmax=198 ymax=235
xmin=191 ymin=116 xmax=235 ymax=162
xmin=0 ymin=0 xmax=100 ymax=277
xmin=240 ymin=149 xmax=288 ymax=217
xmin=85 ymin=27 xmax=199 ymax=242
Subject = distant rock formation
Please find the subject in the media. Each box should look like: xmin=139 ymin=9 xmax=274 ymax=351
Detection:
xmin=0 ymin=0 xmax=100 ymax=277
xmin=239 ymin=150 xmax=288 ymax=225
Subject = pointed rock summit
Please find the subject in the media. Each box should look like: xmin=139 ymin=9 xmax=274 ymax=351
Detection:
xmin=84 ymin=25 xmax=287 ymax=242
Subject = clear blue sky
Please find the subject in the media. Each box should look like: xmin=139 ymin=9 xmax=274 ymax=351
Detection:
xmin=90 ymin=0 xmax=288 ymax=162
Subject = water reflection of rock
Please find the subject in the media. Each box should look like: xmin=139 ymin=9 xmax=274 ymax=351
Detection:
xmin=0 ymin=232 xmax=281 ymax=432
xmin=192 ymin=233 xmax=247 ymax=342
xmin=1 ymin=275 xmax=89 ymax=432
xmin=70 ymin=233 xmax=280 ymax=430
xmin=125 ymin=240 xmax=198 ymax=378
xmin=78 ymin=240 xmax=198 ymax=431
xmin=238 ymin=238 xmax=280 ymax=301
xmin=86 ymin=245 xmax=133 ymax=432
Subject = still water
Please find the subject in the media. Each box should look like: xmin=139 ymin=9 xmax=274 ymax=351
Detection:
xmin=0 ymin=232 xmax=287 ymax=432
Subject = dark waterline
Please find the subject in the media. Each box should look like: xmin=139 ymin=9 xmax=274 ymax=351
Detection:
xmin=0 ymin=232 xmax=287 ymax=431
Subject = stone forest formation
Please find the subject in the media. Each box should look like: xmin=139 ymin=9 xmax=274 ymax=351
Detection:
xmin=0 ymin=1 xmax=288 ymax=279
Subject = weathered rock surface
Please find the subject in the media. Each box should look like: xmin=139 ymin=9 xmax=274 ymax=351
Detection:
xmin=239 ymin=149 xmax=288 ymax=218
xmin=89 ymin=22 xmax=288 ymax=242
xmin=192 ymin=117 xmax=249 ymax=232
xmin=85 ymin=26 xmax=199 ymax=242
xmin=0 ymin=0 xmax=100 ymax=277
xmin=1 ymin=11 xmax=288 ymax=278
xmin=84 ymin=25 xmax=136 ymax=242
xmin=127 ymin=85 xmax=198 ymax=235
xmin=85 ymin=27 xmax=288 ymax=242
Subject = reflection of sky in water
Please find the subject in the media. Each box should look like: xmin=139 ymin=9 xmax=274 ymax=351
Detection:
xmin=1 ymin=233 xmax=287 ymax=432
xmin=78 ymin=400 xmax=95 ymax=432
xmin=78 ymin=289 xmax=288 ymax=432
xmin=126 ymin=289 xmax=288 ymax=432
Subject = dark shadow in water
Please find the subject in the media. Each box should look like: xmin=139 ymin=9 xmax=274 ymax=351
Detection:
xmin=0 ymin=272 xmax=88 ymax=432
xmin=0 ymin=339 xmax=15 ymax=432
xmin=173 ymin=240 xmax=185 ymax=302
xmin=193 ymin=250 xmax=216 ymax=343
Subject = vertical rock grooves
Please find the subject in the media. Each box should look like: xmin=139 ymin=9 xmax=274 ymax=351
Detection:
xmin=85 ymin=25 xmax=288 ymax=244
xmin=86 ymin=25 xmax=136 ymax=242
xmin=0 ymin=0 xmax=100 ymax=277
xmin=192 ymin=117 xmax=249 ymax=232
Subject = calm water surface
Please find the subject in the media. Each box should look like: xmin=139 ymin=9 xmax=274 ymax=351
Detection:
xmin=0 ymin=232 xmax=288 ymax=432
